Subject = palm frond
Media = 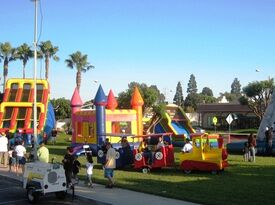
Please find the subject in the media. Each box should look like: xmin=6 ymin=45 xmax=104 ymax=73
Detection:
xmin=65 ymin=59 xmax=74 ymax=69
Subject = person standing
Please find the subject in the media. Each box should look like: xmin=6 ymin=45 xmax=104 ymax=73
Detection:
xmin=72 ymin=155 xmax=81 ymax=183
xmin=243 ymin=142 xmax=250 ymax=161
xmin=14 ymin=130 xmax=23 ymax=145
xmin=51 ymin=129 xmax=57 ymax=145
xmin=0 ymin=132 xmax=8 ymax=167
xmin=62 ymin=147 xmax=74 ymax=187
xmin=121 ymin=137 xmax=133 ymax=165
xmin=15 ymin=141 xmax=26 ymax=174
xmin=37 ymin=142 xmax=49 ymax=163
xmin=86 ymin=153 xmax=94 ymax=188
xmin=104 ymin=142 xmax=116 ymax=188
xmin=248 ymin=133 xmax=256 ymax=162
xmin=8 ymin=145 xmax=16 ymax=172
xmin=267 ymin=127 xmax=273 ymax=156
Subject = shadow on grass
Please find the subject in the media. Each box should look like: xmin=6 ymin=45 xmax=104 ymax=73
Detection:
xmin=113 ymin=164 xmax=275 ymax=205
xmin=48 ymin=146 xmax=66 ymax=156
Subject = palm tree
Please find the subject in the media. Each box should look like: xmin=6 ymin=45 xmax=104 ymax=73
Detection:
xmin=16 ymin=43 xmax=34 ymax=78
xmin=38 ymin=40 xmax=59 ymax=80
xmin=0 ymin=42 xmax=17 ymax=91
xmin=65 ymin=51 xmax=94 ymax=91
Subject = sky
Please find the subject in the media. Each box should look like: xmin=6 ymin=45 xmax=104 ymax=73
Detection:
xmin=1 ymin=0 xmax=275 ymax=103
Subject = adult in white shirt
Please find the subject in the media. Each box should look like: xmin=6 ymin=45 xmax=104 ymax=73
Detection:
xmin=182 ymin=138 xmax=193 ymax=153
xmin=15 ymin=141 xmax=26 ymax=174
xmin=0 ymin=132 xmax=8 ymax=167
xmin=104 ymin=142 xmax=116 ymax=188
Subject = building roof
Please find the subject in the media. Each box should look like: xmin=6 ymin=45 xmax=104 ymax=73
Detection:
xmin=197 ymin=103 xmax=252 ymax=113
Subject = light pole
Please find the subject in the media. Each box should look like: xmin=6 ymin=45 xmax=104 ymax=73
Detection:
xmin=163 ymin=88 xmax=173 ymax=104
xmin=32 ymin=0 xmax=38 ymax=160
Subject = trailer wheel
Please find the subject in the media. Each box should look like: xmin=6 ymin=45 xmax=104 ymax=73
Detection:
xmin=27 ymin=188 xmax=40 ymax=203
xmin=183 ymin=170 xmax=191 ymax=174
xmin=211 ymin=170 xmax=218 ymax=175
xmin=55 ymin=191 xmax=66 ymax=199
xmin=142 ymin=168 xmax=149 ymax=174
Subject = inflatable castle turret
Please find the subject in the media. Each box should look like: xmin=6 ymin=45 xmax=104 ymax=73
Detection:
xmin=94 ymin=85 xmax=107 ymax=145
xmin=131 ymin=87 xmax=144 ymax=136
xmin=106 ymin=90 xmax=118 ymax=111
xmin=70 ymin=88 xmax=83 ymax=143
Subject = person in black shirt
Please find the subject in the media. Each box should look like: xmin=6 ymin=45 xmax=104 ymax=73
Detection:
xmin=62 ymin=147 xmax=74 ymax=187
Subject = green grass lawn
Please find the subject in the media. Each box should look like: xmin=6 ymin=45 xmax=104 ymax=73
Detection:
xmin=47 ymin=133 xmax=275 ymax=205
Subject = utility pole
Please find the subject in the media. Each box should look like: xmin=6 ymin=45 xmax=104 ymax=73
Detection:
xmin=33 ymin=0 xmax=38 ymax=160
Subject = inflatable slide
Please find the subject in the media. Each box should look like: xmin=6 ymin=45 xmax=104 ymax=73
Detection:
xmin=154 ymin=104 xmax=195 ymax=146
xmin=0 ymin=78 xmax=55 ymax=138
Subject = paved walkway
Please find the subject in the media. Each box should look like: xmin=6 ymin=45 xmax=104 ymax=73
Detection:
xmin=0 ymin=166 xmax=199 ymax=205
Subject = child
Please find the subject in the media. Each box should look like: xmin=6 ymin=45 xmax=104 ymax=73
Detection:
xmin=29 ymin=143 xmax=35 ymax=162
xmin=72 ymin=155 xmax=81 ymax=183
xmin=243 ymin=142 xmax=250 ymax=161
xmin=8 ymin=146 xmax=16 ymax=172
xmin=86 ymin=152 xmax=94 ymax=188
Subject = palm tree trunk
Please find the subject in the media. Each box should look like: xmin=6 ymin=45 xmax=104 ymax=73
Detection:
xmin=23 ymin=61 xmax=26 ymax=79
xmin=76 ymin=70 xmax=81 ymax=91
xmin=45 ymin=56 xmax=49 ymax=80
xmin=3 ymin=59 xmax=8 ymax=92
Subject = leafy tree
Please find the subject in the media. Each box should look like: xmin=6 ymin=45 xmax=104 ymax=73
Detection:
xmin=218 ymin=92 xmax=238 ymax=103
xmin=65 ymin=51 xmax=94 ymax=91
xmin=16 ymin=43 xmax=33 ymax=78
xmin=173 ymin=81 xmax=184 ymax=107
xmin=0 ymin=42 xmax=17 ymax=91
xmin=201 ymin=87 xmax=213 ymax=97
xmin=184 ymin=93 xmax=200 ymax=111
xmin=187 ymin=74 xmax=197 ymax=94
xmin=184 ymin=74 xmax=199 ymax=111
xmin=117 ymin=82 xmax=164 ymax=111
xmin=198 ymin=93 xmax=217 ymax=104
xmin=50 ymin=98 xmax=71 ymax=120
xmin=82 ymin=100 xmax=94 ymax=109
xmin=231 ymin=78 xmax=241 ymax=95
xmin=239 ymin=79 xmax=274 ymax=120
xmin=218 ymin=78 xmax=242 ymax=103
xmin=146 ymin=103 xmax=166 ymax=134
xmin=38 ymin=41 xmax=59 ymax=80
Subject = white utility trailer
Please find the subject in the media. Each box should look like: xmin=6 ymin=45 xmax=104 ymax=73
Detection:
xmin=23 ymin=161 xmax=67 ymax=203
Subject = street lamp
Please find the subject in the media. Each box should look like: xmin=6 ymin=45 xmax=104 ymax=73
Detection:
xmin=31 ymin=0 xmax=38 ymax=160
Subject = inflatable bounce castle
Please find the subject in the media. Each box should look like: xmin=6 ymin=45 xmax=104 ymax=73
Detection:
xmin=70 ymin=85 xmax=144 ymax=152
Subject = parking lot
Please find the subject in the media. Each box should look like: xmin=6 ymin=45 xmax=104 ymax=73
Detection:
xmin=0 ymin=175 xmax=103 ymax=205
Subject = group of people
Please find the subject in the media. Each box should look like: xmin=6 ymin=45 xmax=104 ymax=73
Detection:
xmin=0 ymin=131 xmax=28 ymax=174
xmin=0 ymin=127 xmax=52 ymax=175
xmin=62 ymin=147 xmax=83 ymax=187
xmin=138 ymin=136 xmax=165 ymax=165
xmin=61 ymin=141 xmax=116 ymax=189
